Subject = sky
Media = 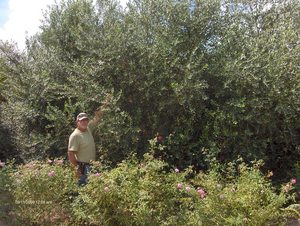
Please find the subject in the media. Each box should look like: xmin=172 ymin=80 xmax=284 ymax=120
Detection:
xmin=0 ymin=0 xmax=127 ymax=50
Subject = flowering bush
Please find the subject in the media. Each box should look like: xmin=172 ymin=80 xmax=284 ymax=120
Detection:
xmin=1 ymin=155 xmax=296 ymax=225
xmin=9 ymin=159 xmax=77 ymax=224
xmin=71 ymin=153 xmax=196 ymax=225
xmin=70 ymin=154 xmax=294 ymax=225
xmin=188 ymin=161 xmax=293 ymax=225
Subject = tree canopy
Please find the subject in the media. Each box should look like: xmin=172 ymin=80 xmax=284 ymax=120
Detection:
xmin=0 ymin=0 xmax=299 ymax=179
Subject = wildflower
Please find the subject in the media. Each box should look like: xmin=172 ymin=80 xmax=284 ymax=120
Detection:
xmin=284 ymin=184 xmax=291 ymax=193
xmin=25 ymin=163 xmax=35 ymax=169
xmin=92 ymin=161 xmax=101 ymax=168
xmin=34 ymin=169 xmax=40 ymax=176
xmin=54 ymin=159 xmax=64 ymax=165
xmin=243 ymin=217 xmax=249 ymax=223
xmin=95 ymin=172 xmax=101 ymax=177
xmin=15 ymin=179 xmax=21 ymax=185
xmin=156 ymin=134 xmax=164 ymax=142
xmin=48 ymin=171 xmax=55 ymax=177
xmin=0 ymin=160 xmax=5 ymax=167
xmin=267 ymin=171 xmax=273 ymax=178
xmin=175 ymin=168 xmax=179 ymax=173
xmin=231 ymin=187 xmax=237 ymax=193
xmin=47 ymin=159 xmax=53 ymax=164
xmin=104 ymin=187 xmax=109 ymax=192
xmin=186 ymin=186 xmax=191 ymax=192
xmin=177 ymin=183 xmax=183 ymax=189
xmin=291 ymin=178 xmax=297 ymax=185
xmin=197 ymin=188 xmax=206 ymax=199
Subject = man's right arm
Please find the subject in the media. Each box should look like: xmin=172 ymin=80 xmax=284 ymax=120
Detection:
xmin=68 ymin=150 xmax=82 ymax=178
xmin=68 ymin=132 xmax=79 ymax=166
xmin=68 ymin=151 xmax=78 ymax=167
xmin=91 ymin=94 xmax=111 ymax=125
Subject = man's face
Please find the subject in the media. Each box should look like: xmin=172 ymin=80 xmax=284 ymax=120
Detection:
xmin=77 ymin=118 xmax=89 ymax=131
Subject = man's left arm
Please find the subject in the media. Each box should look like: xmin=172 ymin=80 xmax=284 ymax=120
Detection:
xmin=91 ymin=94 xmax=111 ymax=125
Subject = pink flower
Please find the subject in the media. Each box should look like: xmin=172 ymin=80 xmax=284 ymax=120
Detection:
xmin=175 ymin=168 xmax=179 ymax=173
xmin=267 ymin=171 xmax=273 ymax=178
xmin=47 ymin=159 xmax=53 ymax=164
xmin=0 ymin=161 xmax=5 ymax=167
xmin=104 ymin=187 xmax=109 ymax=192
xmin=25 ymin=163 xmax=35 ymax=169
xmin=54 ymin=159 xmax=64 ymax=165
xmin=48 ymin=171 xmax=55 ymax=177
xmin=185 ymin=186 xmax=191 ymax=192
xmin=291 ymin=178 xmax=297 ymax=185
xmin=95 ymin=172 xmax=101 ymax=177
xmin=156 ymin=135 xmax=164 ymax=142
xmin=284 ymin=184 xmax=291 ymax=193
xmin=177 ymin=183 xmax=183 ymax=189
xmin=197 ymin=188 xmax=206 ymax=199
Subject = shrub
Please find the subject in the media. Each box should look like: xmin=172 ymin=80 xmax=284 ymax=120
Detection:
xmin=71 ymin=154 xmax=293 ymax=225
xmin=0 ymin=159 xmax=13 ymax=192
xmin=0 ymin=154 xmax=295 ymax=225
xmin=9 ymin=159 xmax=77 ymax=224
xmin=1 ymin=0 xmax=299 ymax=183
xmin=0 ymin=160 xmax=15 ymax=222
xmin=71 ymin=153 xmax=196 ymax=225
xmin=189 ymin=160 xmax=292 ymax=225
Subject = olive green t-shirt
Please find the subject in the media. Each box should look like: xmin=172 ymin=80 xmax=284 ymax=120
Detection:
xmin=68 ymin=123 xmax=96 ymax=163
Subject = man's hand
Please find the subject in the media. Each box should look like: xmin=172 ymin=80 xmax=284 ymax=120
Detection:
xmin=75 ymin=166 xmax=82 ymax=178
xmin=93 ymin=93 xmax=112 ymax=123
xmin=68 ymin=151 xmax=82 ymax=178
xmin=96 ymin=93 xmax=111 ymax=112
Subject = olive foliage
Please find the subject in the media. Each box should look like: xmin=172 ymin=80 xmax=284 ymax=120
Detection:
xmin=0 ymin=0 xmax=299 ymax=177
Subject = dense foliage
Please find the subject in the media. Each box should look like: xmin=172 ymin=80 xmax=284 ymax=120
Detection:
xmin=0 ymin=154 xmax=297 ymax=225
xmin=0 ymin=0 xmax=299 ymax=180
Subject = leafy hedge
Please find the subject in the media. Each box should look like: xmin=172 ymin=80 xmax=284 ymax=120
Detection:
xmin=0 ymin=154 xmax=298 ymax=225
xmin=0 ymin=0 xmax=299 ymax=179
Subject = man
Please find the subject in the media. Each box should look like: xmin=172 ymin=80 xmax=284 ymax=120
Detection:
xmin=68 ymin=96 xmax=110 ymax=185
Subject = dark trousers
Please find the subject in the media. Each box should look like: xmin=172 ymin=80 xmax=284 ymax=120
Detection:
xmin=78 ymin=162 xmax=90 ymax=186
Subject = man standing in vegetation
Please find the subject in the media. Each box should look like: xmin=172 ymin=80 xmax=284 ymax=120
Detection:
xmin=68 ymin=95 xmax=110 ymax=185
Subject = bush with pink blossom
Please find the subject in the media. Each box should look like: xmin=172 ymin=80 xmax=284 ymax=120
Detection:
xmin=187 ymin=160 xmax=295 ymax=225
xmin=9 ymin=159 xmax=77 ymax=224
xmin=71 ymin=153 xmax=198 ymax=225
xmin=70 ymin=155 xmax=295 ymax=225
xmin=1 ymin=155 xmax=297 ymax=225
